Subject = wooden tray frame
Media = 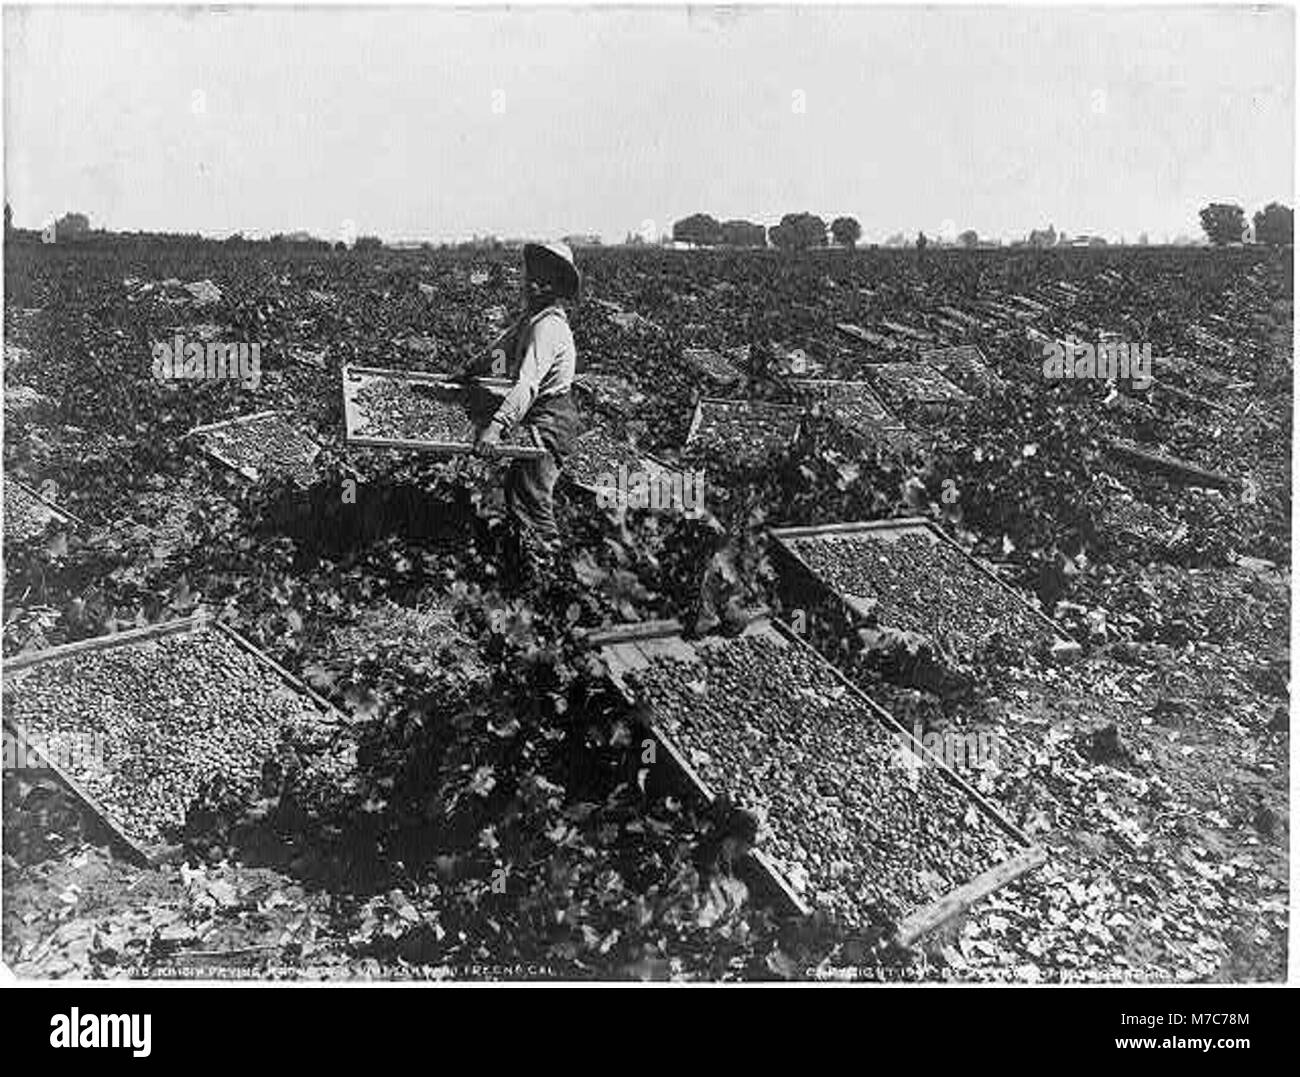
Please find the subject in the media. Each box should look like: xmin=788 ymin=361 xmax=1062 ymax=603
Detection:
xmin=563 ymin=427 xmax=676 ymax=500
xmin=4 ymin=475 xmax=85 ymax=536
xmin=788 ymin=379 xmax=906 ymax=434
xmin=685 ymin=398 xmax=803 ymax=457
xmin=2 ymin=613 xmax=345 ymax=865
xmin=341 ymin=365 xmax=546 ymax=459
xmin=919 ymin=345 xmax=1008 ymax=394
xmin=864 ymin=362 xmax=973 ymax=408
xmin=588 ymin=616 xmax=1045 ymax=947
xmin=186 ymin=410 xmax=324 ymax=483
xmin=769 ymin=517 xmax=1081 ymax=660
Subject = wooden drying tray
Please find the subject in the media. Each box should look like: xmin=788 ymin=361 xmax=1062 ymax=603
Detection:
xmin=2 ymin=613 xmax=346 ymax=866
xmin=788 ymin=379 xmax=906 ymax=432
xmin=340 ymin=364 xmax=546 ymax=459
xmin=685 ymin=398 xmax=804 ymax=452
xmin=769 ymin=517 xmax=1081 ymax=661
xmin=563 ymin=434 xmax=677 ymax=500
xmin=584 ymin=616 xmax=1046 ymax=948
xmin=919 ymin=345 xmax=1008 ymax=394
xmin=185 ymin=410 xmax=324 ymax=482
xmin=864 ymin=361 xmax=973 ymax=407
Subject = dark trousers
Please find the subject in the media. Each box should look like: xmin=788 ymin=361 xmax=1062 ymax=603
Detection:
xmin=505 ymin=449 xmax=563 ymax=543
xmin=504 ymin=393 xmax=579 ymax=546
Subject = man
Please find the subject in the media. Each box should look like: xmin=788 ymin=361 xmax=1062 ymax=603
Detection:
xmin=471 ymin=240 xmax=582 ymax=569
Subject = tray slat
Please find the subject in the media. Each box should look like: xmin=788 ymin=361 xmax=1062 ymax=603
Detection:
xmin=895 ymin=846 xmax=1048 ymax=947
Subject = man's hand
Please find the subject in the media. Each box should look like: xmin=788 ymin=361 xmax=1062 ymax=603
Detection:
xmin=474 ymin=420 xmax=504 ymax=459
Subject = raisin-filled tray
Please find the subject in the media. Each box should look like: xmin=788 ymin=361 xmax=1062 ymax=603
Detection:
xmin=591 ymin=618 xmax=1044 ymax=944
xmin=187 ymin=411 xmax=323 ymax=484
xmin=3 ymin=476 xmax=82 ymax=543
xmin=564 ymin=426 xmax=672 ymax=498
xmin=341 ymin=364 xmax=545 ymax=458
xmin=789 ymin=379 xmax=905 ymax=438
xmin=771 ymin=518 xmax=1080 ymax=660
xmin=920 ymin=345 xmax=1006 ymax=395
xmin=866 ymin=362 xmax=972 ymax=412
xmin=685 ymin=398 xmax=802 ymax=464
xmin=2 ymin=615 xmax=343 ymax=864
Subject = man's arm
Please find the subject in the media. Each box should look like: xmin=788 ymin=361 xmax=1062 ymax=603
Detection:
xmin=485 ymin=316 xmax=559 ymax=435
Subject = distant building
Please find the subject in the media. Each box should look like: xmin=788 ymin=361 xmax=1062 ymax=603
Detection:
xmin=562 ymin=233 xmax=603 ymax=248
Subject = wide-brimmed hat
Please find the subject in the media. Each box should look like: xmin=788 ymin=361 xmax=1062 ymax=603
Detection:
xmin=523 ymin=240 xmax=581 ymax=300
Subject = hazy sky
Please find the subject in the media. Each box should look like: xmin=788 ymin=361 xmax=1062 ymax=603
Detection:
xmin=3 ymin=4 xmax=1293 ymax=243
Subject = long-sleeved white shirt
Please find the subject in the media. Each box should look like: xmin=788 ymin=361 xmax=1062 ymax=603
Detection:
xmin=491 ymin=305 xmax=576 ymax=434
